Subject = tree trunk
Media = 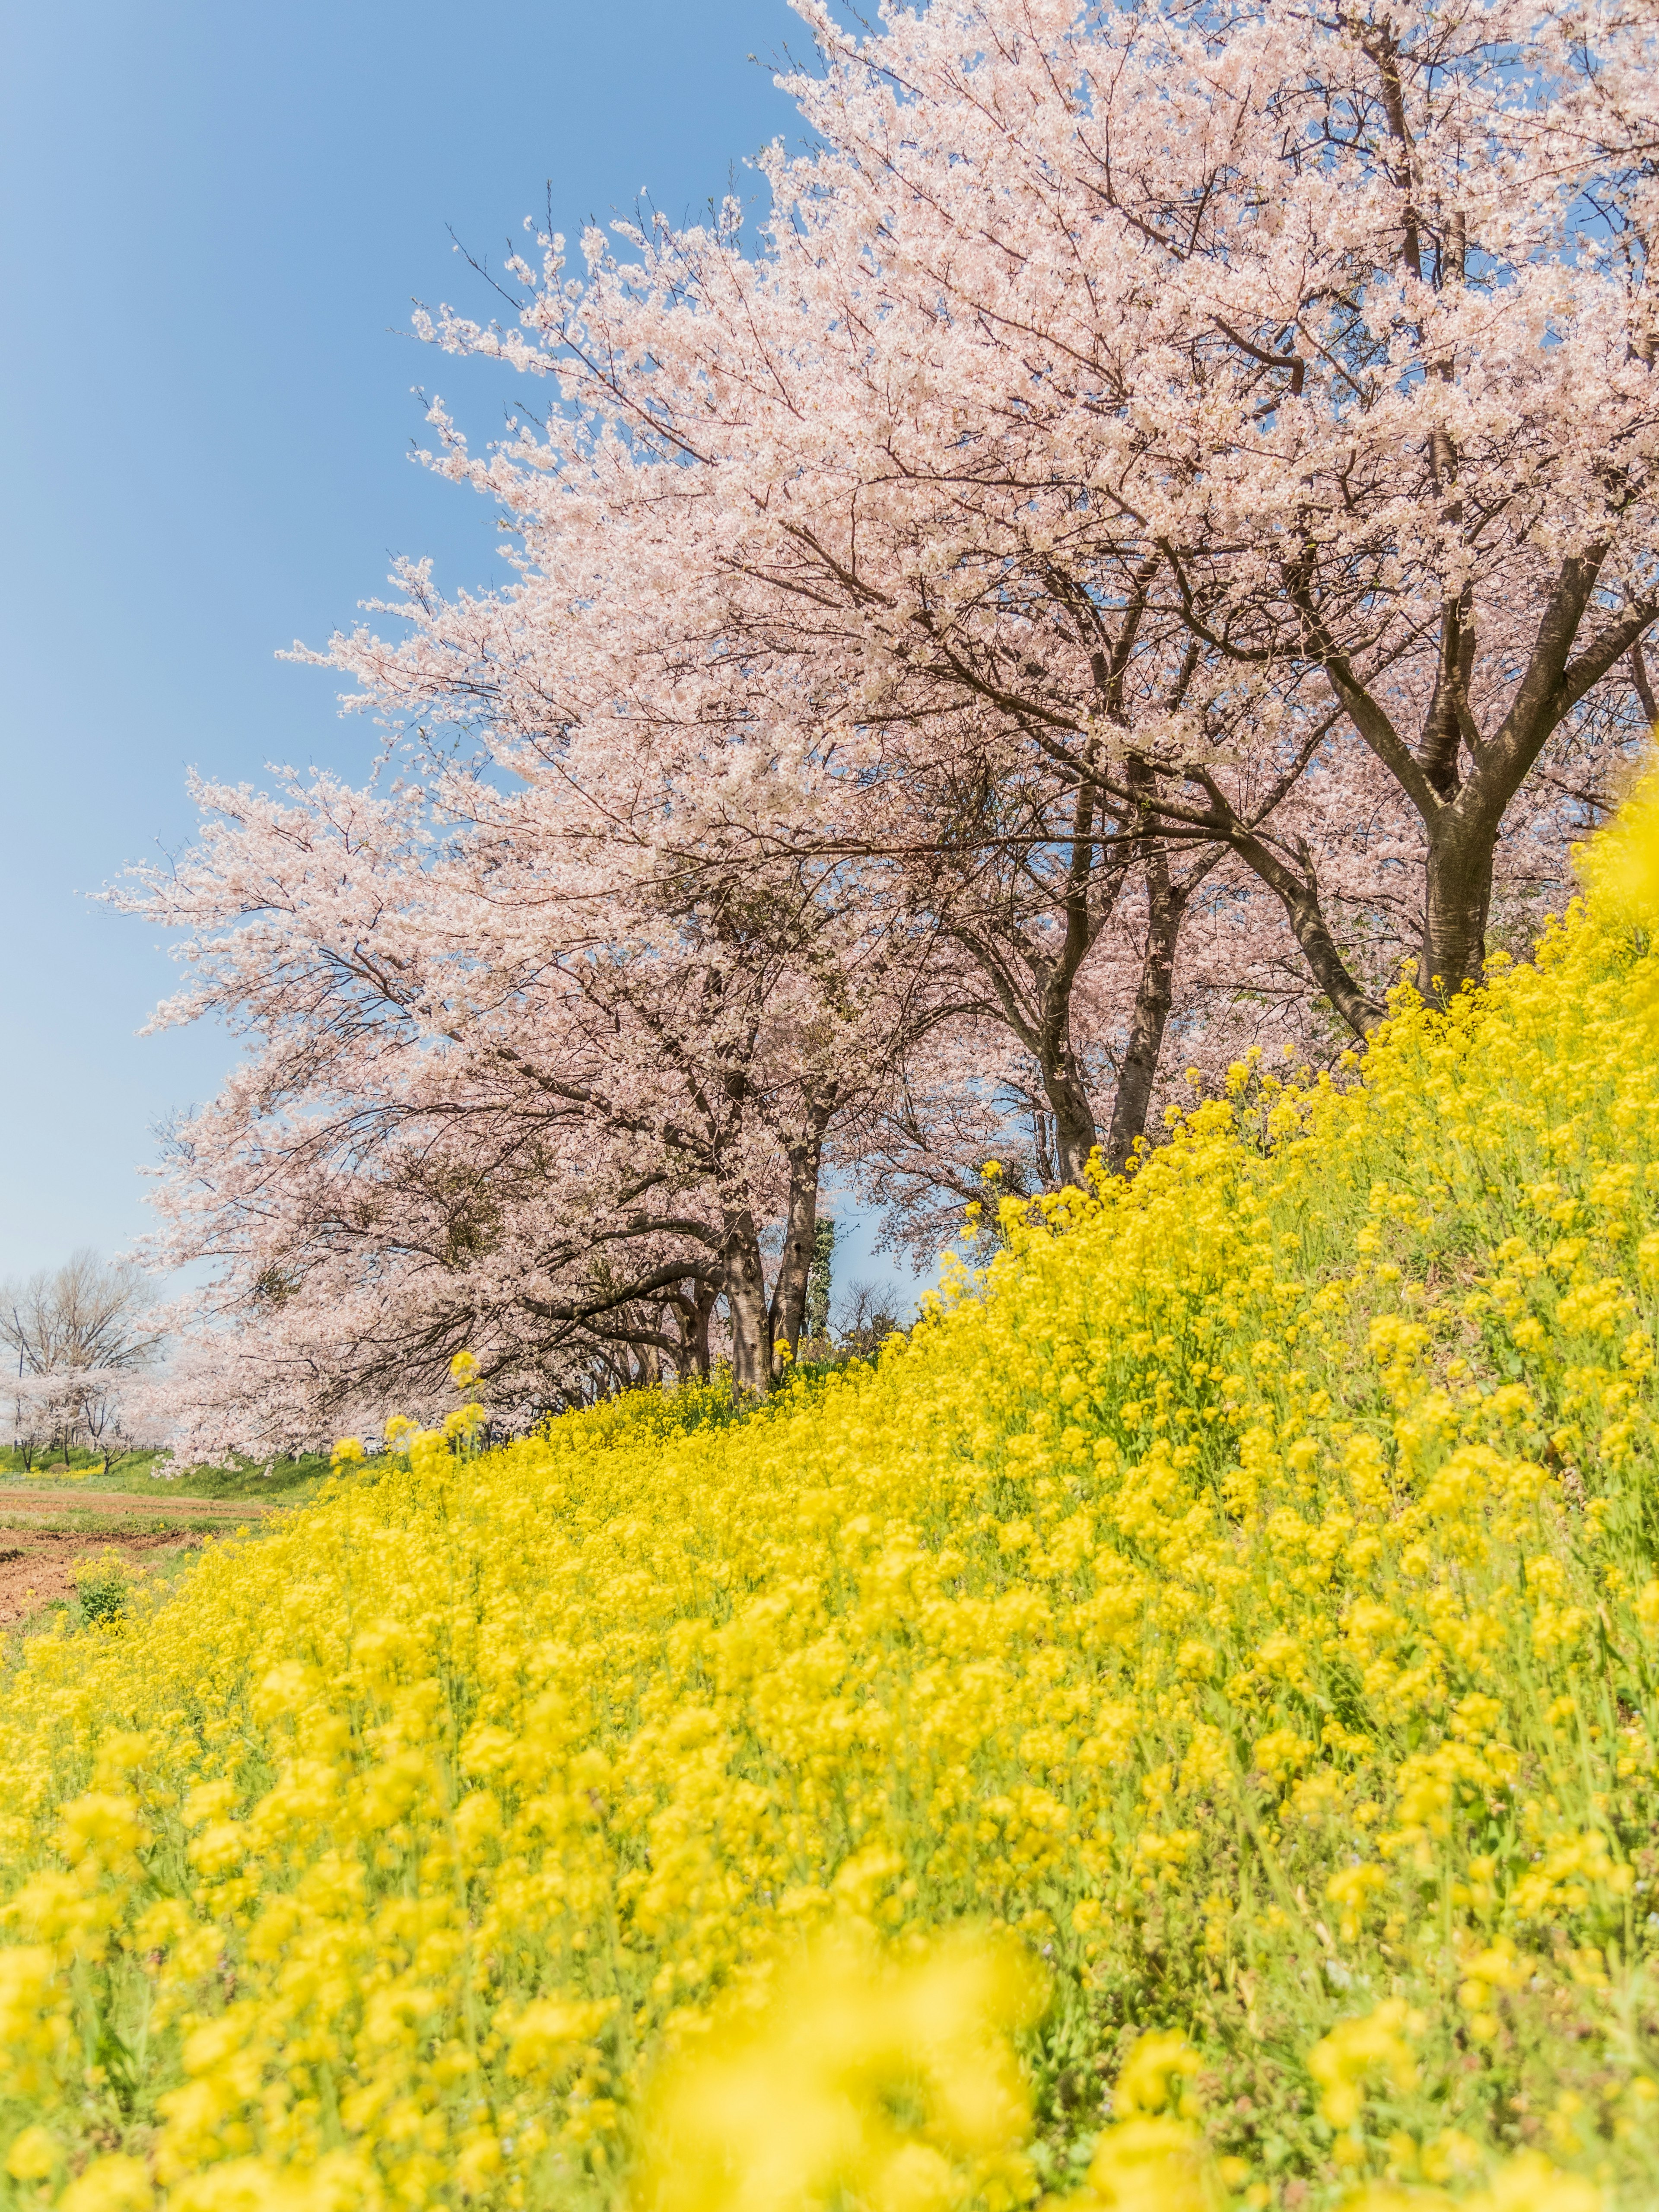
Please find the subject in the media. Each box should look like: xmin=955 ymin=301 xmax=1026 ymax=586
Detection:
xmin=1299 ymin=551 xmax=1655 ymax=1007
xmin=1044 ymin=1063 xmax=1098 ymax=1189
xmin=1631 ymin=641 xmax=1658 ymax=726
xmin=676 ymin=1280 xmax=717 ymax=1382
xmin=1030 ymin=1107 xmax=1055 ymax=1189
xmin=1224 ymin=822 xmax=1381 ymax=1038
xmin=1410 ymin=570 xmax=1654 ymax=1002
xmin=768 ymin=1132 xmax=823 ymax=1371
xmin=1105 ymin=852 xmax=1185 ymax=1175
xmin=946 ymin=739 xmax=1117 ymax=1195
xmin=1421 ymin=805 xmax=1497 ymax=1000
xmin=723 ymin=1217 xmax=773 ymax=1398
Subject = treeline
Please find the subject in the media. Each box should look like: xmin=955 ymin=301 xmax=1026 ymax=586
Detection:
xmin=121 ymin=0 xmax=1659 ymax=1455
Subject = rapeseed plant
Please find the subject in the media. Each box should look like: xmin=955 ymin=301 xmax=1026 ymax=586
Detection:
xmin=10 ymin=832 xmax=1659 ymax=2206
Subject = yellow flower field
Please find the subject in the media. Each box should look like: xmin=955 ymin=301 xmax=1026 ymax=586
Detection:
xmin=7 ymin=876 xmax=1659 ymax=2210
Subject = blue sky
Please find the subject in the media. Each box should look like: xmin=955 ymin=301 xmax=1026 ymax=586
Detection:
xmin=0 ymin=0 xmax=920 ymax=1305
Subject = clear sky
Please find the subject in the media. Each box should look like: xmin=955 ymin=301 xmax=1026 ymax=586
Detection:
xmin=1 ymin=0 xmax=918 ymax=1304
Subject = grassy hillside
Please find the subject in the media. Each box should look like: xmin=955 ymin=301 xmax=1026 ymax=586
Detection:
xmin=4 ymin=889 xmax=1659 ymax=2211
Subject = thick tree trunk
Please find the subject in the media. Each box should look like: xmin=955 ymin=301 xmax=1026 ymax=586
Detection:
xmin=769 ymin=1131 xmax=823 ymax=1370
xmin=1045 ymin=1061 xmax=1099 ymax=1189
xmin=1421 ymin=804 xmax=1497 ymax=1000
xmin=1407 ymin=566 xmax=1656 ymax=1002
xmin=1306 ymin=553 xmax=1653 ymax=1006
xmin=723 ymin=1217 xmax=772 ymax=1398
xmin=1105 ymin=851 xmax=1185 ymax=1175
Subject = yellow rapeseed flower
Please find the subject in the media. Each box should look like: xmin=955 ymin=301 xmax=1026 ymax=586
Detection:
xmin=2 ymin=803 xmax=1659 ymax=2203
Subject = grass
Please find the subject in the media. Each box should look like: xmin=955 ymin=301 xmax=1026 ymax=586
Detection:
xmin=0 ymin=1445 xmax=338 ymax=1503
xmin=0 ymin=1513 xmax=202 ymax=1537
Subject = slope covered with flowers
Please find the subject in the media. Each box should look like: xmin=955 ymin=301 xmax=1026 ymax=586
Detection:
xmin=7 ymin=890 xmax=1659 ymax=2212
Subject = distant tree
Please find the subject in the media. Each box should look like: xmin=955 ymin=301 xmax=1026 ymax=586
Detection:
xmin=0 ymin=1251 xmax=160 ymax=1467
xmin=804 ymin=1219 xmax=836 ymax=1349
xmin=8 ymin=1373 xmax=83 ymax=1475
xmin=833 ymin=1278 xmax=902 ymax=1360
xmin=77 ymin=1369 xmax=139 ymax=1476
xmin=7 ymin=1376 xmax=46 ymax=1472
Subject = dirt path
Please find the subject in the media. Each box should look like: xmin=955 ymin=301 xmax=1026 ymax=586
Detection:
xmin=0 ymin=1526 xmax=206 ymax=1629
xmin=0 ymin=1487 xmax=269 ymax=1521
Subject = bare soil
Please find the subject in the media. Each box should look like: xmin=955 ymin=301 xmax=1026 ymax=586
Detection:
xmin=0 ymin=1487 xmax=278 ymax=1633
xmin=0 ymin=1526 xmax=206 ymax=1629
xmin=0 ymin=1487 xmax=268 ymax=1521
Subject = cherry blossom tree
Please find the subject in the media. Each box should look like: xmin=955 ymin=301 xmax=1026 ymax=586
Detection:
xmin=122 ymin=0 xmax=1659 ymax=1443
xmin=118 ymin=749 xmax=912 ymax=1443
xmin=390 ymin=0 xmax=1653 ymax=1037
xmin=0 ymin=1251 xmax=161 ymax=1468
xmin=71 ymin=1370 xmax=148 ymax=1475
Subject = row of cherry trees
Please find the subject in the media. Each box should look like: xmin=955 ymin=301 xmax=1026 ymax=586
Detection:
xmin=127 ymin=0 xmax=1659 ymax=1456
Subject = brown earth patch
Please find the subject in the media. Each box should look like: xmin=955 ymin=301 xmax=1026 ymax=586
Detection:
xmin=0 ymin=1527 xmax=204 ymax=1628
xmin=0 ymin=1487 xmax=267 ymax=1521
